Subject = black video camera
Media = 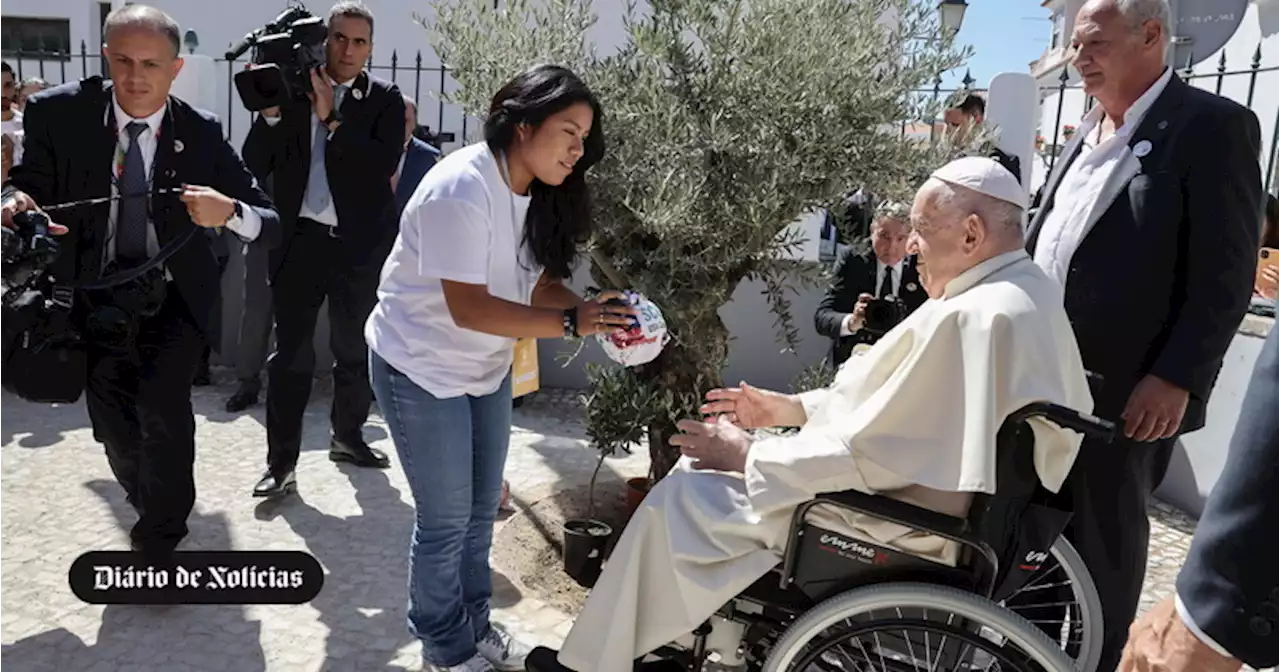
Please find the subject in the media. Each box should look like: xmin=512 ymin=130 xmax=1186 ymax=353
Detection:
xmin=2 ymin=206 xmax=60 ymax=291
xmin=862 ymin=296 xmax=906 ymax=336
xmin=227 ymin=6 xmax=328 ymax=112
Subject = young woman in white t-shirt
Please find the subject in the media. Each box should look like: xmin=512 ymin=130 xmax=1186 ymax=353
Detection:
xmin=364 ymin=65 xmax=635 ymax=672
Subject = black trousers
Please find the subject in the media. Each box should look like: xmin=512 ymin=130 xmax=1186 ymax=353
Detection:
xmin=1022 ymin=430 xmax=1175 ymax=670
xmin=84 ymin=286 xmax=205 ymax=552
xmin=265 ymin=219 xmax=381 ymax=475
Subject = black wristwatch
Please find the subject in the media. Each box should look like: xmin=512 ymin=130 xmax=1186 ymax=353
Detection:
xmin=563 ymin=308 xmax=579 ymax=338
xmin=322 ymin=109 xmax=342 ymax=129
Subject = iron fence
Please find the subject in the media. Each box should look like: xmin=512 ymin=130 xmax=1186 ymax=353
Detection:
xmin=7 ymin=41 xmax=1278 ymax=191
xmin=5 ymin=40 xmax=471 ymax=148
xmin=1035 ymin=46 xmax=1279 ymax=188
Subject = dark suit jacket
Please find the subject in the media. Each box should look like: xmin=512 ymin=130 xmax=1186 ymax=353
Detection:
xmin=814 ymin=246 xmax=929 ymax=366
xmin=1026 ymin=74 xmax=1262 ymax=429
xmin=6 ymin=77 xmax=279 ymax=345
xmin=242 ymin=70 xmax=405 ymax=276
xmin=393 ymin=137 xmax=440 ymax=220
xmin=1176 ymin=323 xmax=1277 ymax=668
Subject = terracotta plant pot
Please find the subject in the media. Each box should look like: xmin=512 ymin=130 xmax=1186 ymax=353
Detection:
xmin=625 ymin=476 xmax=651 ymax=517
xmin=562 ymin=519 xmax=613 ymax=589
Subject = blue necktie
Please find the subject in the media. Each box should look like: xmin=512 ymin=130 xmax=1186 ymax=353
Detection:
xmin=303 ymin=85 xmax=348 ymax=214
xmin=116 ymin=121 xmax=150 ymax=265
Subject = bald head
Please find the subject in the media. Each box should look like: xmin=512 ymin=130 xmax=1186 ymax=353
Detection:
xmin=908 ymin=178 xmax=1025 ymax=298
xmin=1072 ymin=0 xmax=1169 ymax=114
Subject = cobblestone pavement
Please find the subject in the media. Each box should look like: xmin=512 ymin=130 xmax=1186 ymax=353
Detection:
xmin=2 ymin=380 xmax=1195 ymax=671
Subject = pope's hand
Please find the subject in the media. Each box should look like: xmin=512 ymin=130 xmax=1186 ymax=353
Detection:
xmin=669 ymin=415 xmax=753 ymax=473
xmin=1117 ymin=595 xmax=1241 ymax=672
xmin=700 ymin=382 xmax=803 ymax=429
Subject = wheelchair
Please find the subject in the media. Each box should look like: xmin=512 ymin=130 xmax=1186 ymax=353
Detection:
xmin=546 ymin=400 xmax=1114 ymax=672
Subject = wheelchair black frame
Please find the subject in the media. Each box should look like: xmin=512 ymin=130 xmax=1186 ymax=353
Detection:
xmin=778 ymin=401 xmax=1114 ymax=602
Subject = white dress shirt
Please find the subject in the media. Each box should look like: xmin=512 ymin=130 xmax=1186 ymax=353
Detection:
xmin=841 ymin=257 xmax=905 ymax=336
xmin=262 ymin=75 xmax=356 ymax=227
xmin=2 ymin=112 xmax=23 ymax=165
xmin=1032 ymin=67 xmax=1172 ymax=285
xmin=104 ymin=95 xmax=261 ymax=269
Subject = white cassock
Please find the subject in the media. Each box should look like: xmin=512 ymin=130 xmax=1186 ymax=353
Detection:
xmin=558 ymin=249 xmax=1093 ymax=672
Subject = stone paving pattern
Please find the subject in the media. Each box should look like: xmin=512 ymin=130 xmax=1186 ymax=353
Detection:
xmin=1 ymin=380 xmax=1195 ymax=671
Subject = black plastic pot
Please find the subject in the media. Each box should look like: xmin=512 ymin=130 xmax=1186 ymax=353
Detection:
xmin=562 ymin=518 xmax=613 ymax=589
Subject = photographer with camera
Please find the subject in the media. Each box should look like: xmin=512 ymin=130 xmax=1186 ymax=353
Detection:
xmin=814 ymin=201 xmax=928 ymax=367
xmin=240 ymin=1 xmax=406 ymax=498
xmin=2 ymin=4 xmax=279 ymax=559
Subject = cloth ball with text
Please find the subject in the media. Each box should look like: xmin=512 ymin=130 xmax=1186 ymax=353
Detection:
xmin=597 ymin=292 xmax=669 ymax=367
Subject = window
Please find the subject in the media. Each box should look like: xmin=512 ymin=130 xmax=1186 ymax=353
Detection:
xmin=1 ymin=18 xmax=72 ymax=57
xmin=1050 ymin=12 xmax=1064 ymax=50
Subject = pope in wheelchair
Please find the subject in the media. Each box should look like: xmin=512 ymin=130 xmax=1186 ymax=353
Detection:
xmin=528 ymin=158 xmax=1112 ymax=672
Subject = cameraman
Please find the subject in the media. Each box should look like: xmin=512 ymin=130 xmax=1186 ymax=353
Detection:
xmin=241 ymin=1 xmax=406 ymax=498
xmin=814 ymin=201 xmax=928 ymax=367
xmin=2 ymin=5 xmax=278 ymax=558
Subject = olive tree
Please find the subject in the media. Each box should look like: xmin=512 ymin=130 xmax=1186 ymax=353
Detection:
xmin=424 ymin=0 xmax=970 ymax=482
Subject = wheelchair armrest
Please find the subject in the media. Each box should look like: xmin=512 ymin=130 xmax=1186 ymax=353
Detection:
xmin=1006 ymin=401 xmax=1117 ymax=443
xmin=779 ymin=489 xmax=1001 ymax=597
xmin=813 ymin=489 xmax=970 ymax=541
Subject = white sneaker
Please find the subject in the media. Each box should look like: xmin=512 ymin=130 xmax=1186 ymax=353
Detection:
xmin=476 ymin=622 xmax=534 ymax=671
xmin=422 ymin=653 xmax=495 ymax=672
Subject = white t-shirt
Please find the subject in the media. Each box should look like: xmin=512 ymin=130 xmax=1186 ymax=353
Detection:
xmin=365 ymin=142 xmax=540 ymax=399
xmin=3 ymin=113 xmax=24 ymax=165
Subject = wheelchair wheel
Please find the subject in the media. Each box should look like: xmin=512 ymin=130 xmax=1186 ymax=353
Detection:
xmin=1000 ymin=537 xmax=1104 ymax=672
xmin=763 ymin=583 xmax=1074 ymax=672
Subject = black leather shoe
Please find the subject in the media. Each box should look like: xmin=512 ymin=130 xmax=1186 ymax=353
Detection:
xmin=329 ymin=437 xmax=390 ymax=469
xmin=225 ymin=383 xmax=260 ymax=413
xmin=252 ymin=470 xmax=297 ymax=498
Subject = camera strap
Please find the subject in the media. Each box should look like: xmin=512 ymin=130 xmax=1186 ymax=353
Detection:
xmin=74 ymin=226 xmax=198 ymax=292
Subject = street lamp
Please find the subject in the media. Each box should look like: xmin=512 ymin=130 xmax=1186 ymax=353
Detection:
xmin=183 ymin=29 xmax=199 ymax=54
xmin=938 ymin=0 xmax=968 ymax=35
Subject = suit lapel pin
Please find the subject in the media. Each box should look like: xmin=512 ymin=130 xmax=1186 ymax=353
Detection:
xmin=1133 ymin=140 xmax=1153 ymax=158
xmin=1157 ymin=120 xmax=1168 ymax=130
xmin=906 ymin=282 xmax=918 ymax=292
xmin=173 ymin=139 xmax=184 ymax=154
xmin=352 ymin=88 xmax=363 ymax=101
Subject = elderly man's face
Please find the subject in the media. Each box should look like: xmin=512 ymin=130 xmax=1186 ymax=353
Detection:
xmin=1071 ymin=0 xmax=1165 ymax=99
xmin=907 ymin=181 xmax=983 ymax=298
xmin=870 ymin=216 xmax=910 ymax=266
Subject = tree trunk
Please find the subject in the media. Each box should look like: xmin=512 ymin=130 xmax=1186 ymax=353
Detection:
xmin=640 ymin=311 xmax=731 ymax=483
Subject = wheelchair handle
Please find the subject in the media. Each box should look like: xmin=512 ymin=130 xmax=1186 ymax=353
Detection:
xmin=1008 ymin=401 xmax=1117 ymax=443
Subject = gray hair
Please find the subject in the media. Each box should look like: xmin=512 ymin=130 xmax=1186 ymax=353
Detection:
xmin=872 ymin=201 xmax=911 ymax=230
xmin=103 ymin=4 xmax=182 ymax=57
xmin=329 ymin=1 xmax=375 ymax=38
xmin=1110 ymin=0 xmax=1171 ymax=40
xmin=928 ymin=179 xmax=1024 ymax=239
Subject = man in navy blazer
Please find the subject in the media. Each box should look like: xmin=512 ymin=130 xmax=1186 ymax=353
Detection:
xmin=1119 ymin=323 xmax=1277 ymax=671
xmin=391 ymin=96 xmax=439 ymax=222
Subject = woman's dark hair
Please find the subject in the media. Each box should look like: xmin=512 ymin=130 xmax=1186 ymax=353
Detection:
xmin=485 ymin=64 xmax=605 ymax=280
xmin=1263 ymin=192 xmax=1279 ymax=250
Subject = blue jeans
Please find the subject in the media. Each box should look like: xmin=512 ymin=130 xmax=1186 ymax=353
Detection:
xmin=370 ymin=351 xmax=512 ymax=667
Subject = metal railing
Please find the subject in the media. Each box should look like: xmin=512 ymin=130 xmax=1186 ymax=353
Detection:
xmin=4 ymin=40 xmax=469 ymax=147
xmin=1037 ymin=46 xmax=1279 ymax=187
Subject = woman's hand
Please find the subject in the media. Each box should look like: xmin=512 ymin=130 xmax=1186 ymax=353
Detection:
xmin=700 ymin=382 xmax=806 ymax=429
xmin=574 ymin=290 xmax=638 ymax=336
xmin=1257 ymin=264 xmax=1278 ymax=300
